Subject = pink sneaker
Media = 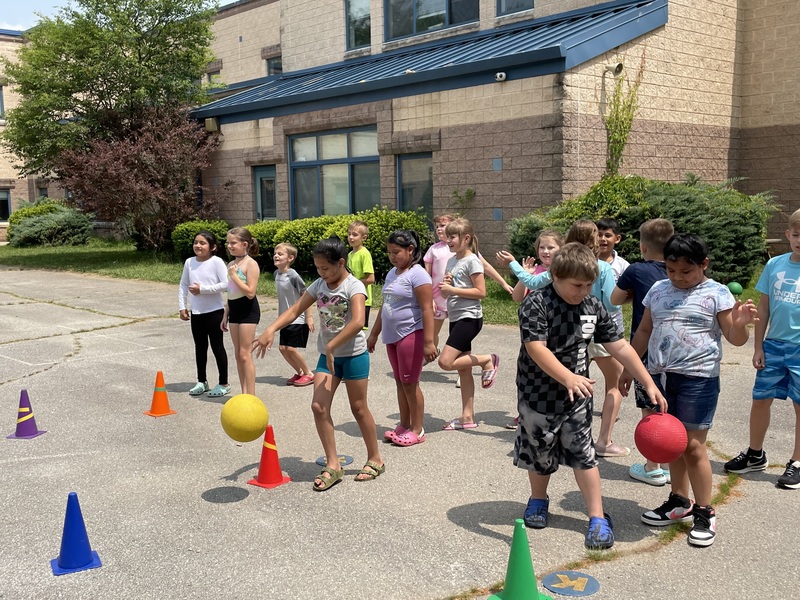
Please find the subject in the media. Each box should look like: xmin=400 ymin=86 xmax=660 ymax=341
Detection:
xmin=292 ymin=374 xmax=314 ymax=387
xmin=384 ymin=425 xmax=408 ymax=442
xmin=286 ymin=374 xmax=301 ymax=386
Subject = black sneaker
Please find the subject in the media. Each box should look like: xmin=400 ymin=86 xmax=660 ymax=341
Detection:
xmin=777 ymin=460 xmax=800 ymax=489
xmin=688 ymin=505 xmax=716 ymax=547
xmin=641 ymin=492 xmax=694 ymax=526
xmin=724 ymin=449 xmax=768 ymax=474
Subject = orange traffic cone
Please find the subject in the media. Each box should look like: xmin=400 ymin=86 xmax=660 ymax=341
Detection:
xmin=248 ymin=425 xmax=291 ymax=489
xmin=144 ymin=371 xmax=176 ymax=417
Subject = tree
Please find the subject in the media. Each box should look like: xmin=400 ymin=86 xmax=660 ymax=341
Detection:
xmin=1 ymin=0 xmax=216 ymax=177
xmin=57 ymin=106 xmax=224 ymax=252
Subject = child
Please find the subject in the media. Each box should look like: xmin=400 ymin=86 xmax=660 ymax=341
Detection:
xmin=273 ymin=243 xmax=315 ymax=387
xmin=424 ymin=213 xmax=513 ymax=385
xmin=367 ymin=230 xmax=438 ymax=446
xmin=724 ymin=208 xmax=800 ymax=490
xmin=178 ymin=231 xmax=230 ymax=398
xmin=596 ymin=217 xmax=630 ymax=283
xmin=511 ymin=229 xmax=563 ymax=303
xmin=514 ymin=242 xmax=666 ymax=549
xmin=347 ymin=220 xmax=375 ymax=330
xmin=223 ymin=227 xmax=260 ymax=395
xmin=253 ymin=236 xmax=384 ymax=491
xmin=436 ymin=217 xmax=500 ymax=429
xmin=611 ymin=218 xmax=674 ymax=485
xmin=623 ymin=233 xmax=757 ymax=547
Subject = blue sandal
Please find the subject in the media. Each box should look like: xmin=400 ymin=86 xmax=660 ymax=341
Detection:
xmin=207 ymin=384 xmax=231 ymax=398
xmin=189 ymin=382 xmax=209 ymax=396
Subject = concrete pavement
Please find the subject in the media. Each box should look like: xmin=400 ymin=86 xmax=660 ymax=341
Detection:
xmin=1 ymin=267 xmax=797 ymax=599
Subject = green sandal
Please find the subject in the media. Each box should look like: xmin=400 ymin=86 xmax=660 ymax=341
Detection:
xmin=354 ymin=461 xmax=385 ymax=482
xmin=207 ymin=384 xmax=231 ymax=398
xmin=313 ymin=467 xmax=344 ymax=492
xmin=189 ymin=382 xmax=209 ymax=396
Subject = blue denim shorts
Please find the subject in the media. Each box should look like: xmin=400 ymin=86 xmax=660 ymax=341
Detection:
xmin=653 ymin=371 xmax=720 ymax=431
xmin=314 ymin=351 xmax=370 ymax=381
xmin=752 ymin=339 xmax=800 ymax=404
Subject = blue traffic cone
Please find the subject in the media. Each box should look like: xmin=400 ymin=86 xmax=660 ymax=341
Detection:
xmin=50 ymin=492 xmax=102 ymax=575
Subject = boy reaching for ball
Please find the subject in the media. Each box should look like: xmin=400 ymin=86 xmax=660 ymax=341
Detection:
xmin=620 ymin=233 xmax=757 ymax=547
xmin=514 ymin=243 xmax=666 ymax=550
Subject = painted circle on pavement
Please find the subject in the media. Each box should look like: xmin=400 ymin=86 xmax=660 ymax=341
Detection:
xmin=542 ymin=571 xmax=600 ymax=596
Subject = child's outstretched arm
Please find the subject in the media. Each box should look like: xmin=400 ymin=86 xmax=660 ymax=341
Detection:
xmin=480 ymin=255 xmax=513 ymax=295
xmin=525 ymin=340 xmax=595 ymax=403
xmin=253 ymin=292 xmax=315 ymax=358
xmin=605 ymin=339 xmax=667 ymax=412
xmin=610 ymin=285 xmax=632 ymax=306
xmin=496 ymin=251 xmax=552 ymax=290
xmin=718 ymin=299 xmax=759 ymax=347
xmin=618 ymin=308 xmax=653 ymax=394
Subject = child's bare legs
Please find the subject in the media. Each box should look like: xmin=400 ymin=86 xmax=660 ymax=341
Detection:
xmin=573 ymin=466 xmax=605 ymax=518
xmin=668 ymin=429 xmax=711 ymax=506
xmin=594 ymin=355 xmax=625 ymax=450
xmin=310 ymin=373 xmax=341 ymax=486
xmin=344 ymin=378 xmax=384 ymax=480
xmin=432 ymin=318 xmax=445 ymax=349
xmin=438 ymin=345 xmax=493 ymax=424
xmin=229 ymin=323 xmax=257 ymax=394
xmin=793 ymin=401 xmax=800 ymax=461
xmin=279 ymin=345 xmax=312 ymax=376
xmin=528 ymin=470 xmax=551 ymax=500
xmin=748 ymin=398 xmax=774 ymax=451
xmin=396 ymin=380 xmax=425 ymax=434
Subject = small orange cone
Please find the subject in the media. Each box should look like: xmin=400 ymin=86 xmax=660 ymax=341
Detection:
xmin=248 ymin=425 xmax=291 ymax=488
xmin=144 ymin=371 xmax=176 ymax=417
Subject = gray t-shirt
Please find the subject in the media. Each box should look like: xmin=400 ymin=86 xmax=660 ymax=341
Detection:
xmin=306 ymin=274 xmax=368 ymax=357
xmin=274 ymin=268 xmax=306 ymax=325
xmin=444 ymin=253 xmax=484 ymax=322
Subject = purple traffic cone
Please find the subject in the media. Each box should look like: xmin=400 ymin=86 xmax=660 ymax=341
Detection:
xmin=51 ymin=492 xmax=102 ymax=575
xmin=7 ymin=389 xmax=46 ymax=439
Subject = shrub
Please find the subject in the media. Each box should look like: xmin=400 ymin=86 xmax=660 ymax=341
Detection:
xmin=10 ymin=208 xmax=93 ymax=247
xmin=245 ymin=220 xmax=290 ymax=271
xmin=272 ymin=216 xmax=340 ymax=275
xmin=171 ymin=219 xmax=231 ymax=261
xmin=7 ymin=198 xmax=64 ymax=239
xmin=507 ymin=175 xmax=775 ymax=285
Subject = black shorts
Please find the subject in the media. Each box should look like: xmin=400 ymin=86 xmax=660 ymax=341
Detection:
xmin=228 ymin=296 xmax=260 ymax=325
xmin=446 ymin=317 xmax=483 ymax=353
xmin=279 ymin=323 xmax=310 ymax=348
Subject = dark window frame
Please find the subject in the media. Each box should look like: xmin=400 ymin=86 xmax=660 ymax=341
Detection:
xmin=397 ymin=153 xmax=433 ymax=220
xmin=497 ymin=0 xmax=534 ymax=17
xmin=346 ymin=0 xmax=372 ymax=50
xmin=384 ymin=0 xmax=479 ymax=41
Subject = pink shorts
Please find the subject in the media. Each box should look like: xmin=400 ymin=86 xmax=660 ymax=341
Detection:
xmin=386 ymin=329 xmax=425 ymax=383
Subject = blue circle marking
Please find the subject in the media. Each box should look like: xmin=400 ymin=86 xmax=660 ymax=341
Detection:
xmin=315 ymin=454 xmax=354 ymax=467
xmin=542 ymin=571 xmax=600 ymax=596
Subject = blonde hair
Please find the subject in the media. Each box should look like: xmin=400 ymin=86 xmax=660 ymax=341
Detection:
xmin=565 ymin=220 xmax=599 ymax=255
xmin=534 ymin=228 xmax=564 ymax=255
xmin=348 ymin=220 xmax=369 ymax=238
xmin=550 ymin=243 xmax=599 ymax=281
xmin=274 ymin=242 xmax=298 ymax=259
xmin=434 ymin=213 xmax=456 ymax=225
xmin=227 ymin=227 xmax=260 ymax=258
xmin=639 ymin=218 xmax=674 ymax=253
xmin=444 ymin=217 xmax=479 ymax=254
xmin=789 ymin=209 xmax=800 ymax=230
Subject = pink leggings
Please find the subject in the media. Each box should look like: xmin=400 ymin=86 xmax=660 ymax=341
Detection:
xmin=386 ymin=329 xmax=425 ymax=383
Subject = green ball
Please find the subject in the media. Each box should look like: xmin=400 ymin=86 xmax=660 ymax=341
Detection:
xmin=727 ymin=282 xmax=743 ymax=296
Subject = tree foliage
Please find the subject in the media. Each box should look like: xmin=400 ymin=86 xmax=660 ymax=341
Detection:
xmin=1 ymin=0 xmax=216 ymax=176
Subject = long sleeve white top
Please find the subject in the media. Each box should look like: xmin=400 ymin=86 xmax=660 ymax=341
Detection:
xmin=178 ymin=256 xmax=228 ymax=314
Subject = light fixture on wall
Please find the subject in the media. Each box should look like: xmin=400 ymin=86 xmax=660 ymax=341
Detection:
xmin=495 ymin=72 xmax=507 ymax=82
xmin=204 ymin=117 xmax=220 ymax=133
xmin=604 ymin=63 xmax=624 ymax=77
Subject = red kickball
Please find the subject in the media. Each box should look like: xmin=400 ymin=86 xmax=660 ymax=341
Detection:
xmin=634 ymin=412 xmax=688 ymax=464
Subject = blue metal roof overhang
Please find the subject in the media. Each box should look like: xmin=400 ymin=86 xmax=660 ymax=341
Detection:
xmin=193 ymin=0 xmax=667 ymax=124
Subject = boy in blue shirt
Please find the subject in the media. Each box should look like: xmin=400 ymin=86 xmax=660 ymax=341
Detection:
xmin=724 ymin=208 xmax=800 ymax=489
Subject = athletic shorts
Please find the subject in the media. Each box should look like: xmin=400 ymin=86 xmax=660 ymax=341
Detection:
xmin=588 ymin=341 xmax=611 ymax=360
xmin=654 ymin=371 xmax=719 ymax=431
xmin=752 ymin=339 xmax=800 ymax=404
xmin=514 ymin=397 xmax=596 ymax=475
xmin=279 ymin=323 xmax=310 ymax=348
xmin=386 ymin=329 xmax=425 ymax=384
xmin=314 ymin=350 xmax=370 ymax=381
xmin=227 ymin=296 xmax=260 ymax=325
xmin=446 ymin=317 xmax=483 ymax=353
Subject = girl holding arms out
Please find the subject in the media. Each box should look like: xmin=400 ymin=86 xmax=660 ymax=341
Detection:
xmin=367 ymin=230 xmax=438 ymax=447
xmin=253 ymin=236 xmax=384 ymax=491
xmin=223 ymin=227 xmax=261 ymax=395
xmin=178 ymin=231 xmax=230 ymax=398
xmin=511 ymin=229 xmax=564 ymax=303
xmin=437 ymin=218 xmax=500 ymax=430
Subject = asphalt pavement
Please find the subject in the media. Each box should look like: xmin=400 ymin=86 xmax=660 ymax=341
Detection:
xmin=1 ymin=268 xmax=797 ymax=600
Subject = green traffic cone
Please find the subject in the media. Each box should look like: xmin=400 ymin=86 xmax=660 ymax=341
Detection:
xmin=488 ymin=519 xmax=552 ymax=600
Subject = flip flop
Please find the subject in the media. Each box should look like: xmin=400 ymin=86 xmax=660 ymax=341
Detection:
xmin=481 ymin=354 xmax=500 ymax=389
xmin=442 ymin=419 xmax=478 ymax=431
xmin=354 ymin=461 xmax=385 ymax=481
xmin=313 ymin=467 xmax=344 ymax=491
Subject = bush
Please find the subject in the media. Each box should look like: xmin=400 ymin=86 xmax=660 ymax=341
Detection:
xmin=10 ymin=207 xmax=93 ymax=247
xmin=271 ymin=216 xmax=340 ymax=275
xmin=245 ymin=220 xmax=290 ymax=271
xmin=171 ymin=219 xmax=231 ymax=261
xmin=7 ymin=198 xmax=64 ymax=239
xmin=507 ymin=175 xmax=775 ymax=285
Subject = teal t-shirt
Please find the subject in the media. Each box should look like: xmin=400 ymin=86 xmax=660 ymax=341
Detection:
xmin=757 ymin=252 xmax=800 ymax=344
xmin=347 ymin=246 xmax=374 ymax=307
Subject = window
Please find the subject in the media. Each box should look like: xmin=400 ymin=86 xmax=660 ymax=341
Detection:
xmin=387 ymin=0 xmax=479 ymax=40
xmin=347 ymin=0 xmax=371 ymax=49
xmin=497 ymin=0 xmax=533 ymax=16
xmin=398 ymin=154 xmax=433 ymax=219
xmin=37 ymin=187 xmax=49 ymax=198
xmin=206 ymin=70 xmax=221 ymax=84
xmin=0 ymin=189 xmax=10 ymax=221
xmin=289 ymin=128 xmax=379 ymax=219
xmin=266 ymin=57 xmax=283 ymax=76
xmin=0 ymin=85 xmax=4 ymax=119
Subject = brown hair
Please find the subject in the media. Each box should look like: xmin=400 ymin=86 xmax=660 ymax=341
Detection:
xmin=789 ymin=209 xmax=800 ymax=230
xmin=444 ymin=217 xmax=479 ymax=255
xmin=534 ymin=228 xmax=564 ymax=255
xmin=639 ymin=218 xmax=674 ymax=254
xmin=227 ymin=227 xmax=260 ymax=258
xmin=274 ymin=242 xmax=298 ymax=259
xmin=549 ymin=242 xmax=600 ymax=281
xmin=434 ymin=213 xmax=457 ymax=225
xmin=565 ymin=220 xmax=599 ymax=255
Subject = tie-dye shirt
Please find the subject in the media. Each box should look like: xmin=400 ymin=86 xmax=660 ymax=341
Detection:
xmin=306 ymin=274 xmax=368 ymax=357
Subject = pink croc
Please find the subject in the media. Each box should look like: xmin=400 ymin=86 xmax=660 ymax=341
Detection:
xmin=392 ymin=429 xmax=426 ymax=447
xmin=384 ymin=425 xmax=409 ymax=443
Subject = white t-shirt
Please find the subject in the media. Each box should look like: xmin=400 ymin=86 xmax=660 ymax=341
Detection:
xmin=444 ymin=253 xmax=484 ymax=322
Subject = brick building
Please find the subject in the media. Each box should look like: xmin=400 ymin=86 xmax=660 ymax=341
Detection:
xmin=196 ymin=0 xmax=800 ymax=257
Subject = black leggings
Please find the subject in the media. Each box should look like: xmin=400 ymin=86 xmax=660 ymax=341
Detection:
xmin=190 ymin=309 xmax=228 ymax=385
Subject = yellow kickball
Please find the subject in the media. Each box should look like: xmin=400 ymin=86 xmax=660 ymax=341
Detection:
xmin=220 ymin=394 xmax=269 ymax=443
